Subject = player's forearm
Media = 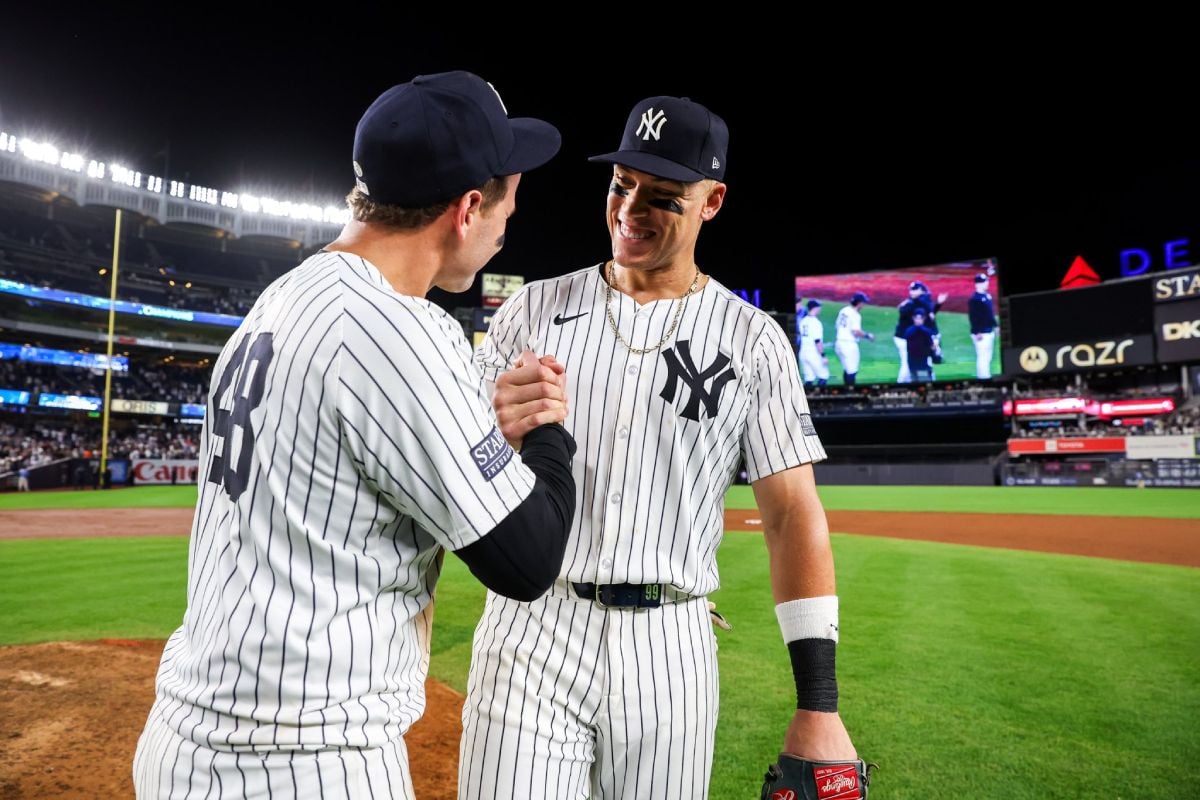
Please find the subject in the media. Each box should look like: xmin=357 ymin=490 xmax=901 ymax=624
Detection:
xmin=754 ymin=466 xmax=836 ymax=602
xmin=763 ymin=509 xmax=836 ymax=602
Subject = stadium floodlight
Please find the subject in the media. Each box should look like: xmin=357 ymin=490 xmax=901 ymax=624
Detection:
xmin=3 ymin=122 xmax=348 ymax=231
xmin=189 ymin=185 xmax=218 ymax=205
xmin=19 ymin=137 xmax=59 ymax=166
xmin=59 ymin=152 xmax=84 ymax=172
xmin=110 ymin=165 xmax=144 ymax=188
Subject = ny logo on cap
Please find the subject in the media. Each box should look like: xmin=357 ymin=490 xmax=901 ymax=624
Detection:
xmin=637 ymin=108 xmax=668 ymax=141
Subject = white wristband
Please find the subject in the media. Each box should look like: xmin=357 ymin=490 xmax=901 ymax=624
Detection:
xmin=775 ymin=595 xmax=839 ymax=643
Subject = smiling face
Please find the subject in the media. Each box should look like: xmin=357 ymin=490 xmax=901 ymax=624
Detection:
xmin=606 ymin=165 xmax=724 ymax=275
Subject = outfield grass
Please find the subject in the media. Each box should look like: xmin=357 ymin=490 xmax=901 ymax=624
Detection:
xmin=0 ymin=485 xmax=198 ymax=510
xmin=8 ymin=484 xmax=1196 ymax=518
xmin=711 ymin=532 xmax=1200 ymax=799
xmin=4 ymin=532 xmax=1195 ymax=799
xmin=724 ymin=484 xmax=1200 ymax=518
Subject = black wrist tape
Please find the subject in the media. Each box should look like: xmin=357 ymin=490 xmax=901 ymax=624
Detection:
xmin=787 ymin=637 xmax=838 ymax=712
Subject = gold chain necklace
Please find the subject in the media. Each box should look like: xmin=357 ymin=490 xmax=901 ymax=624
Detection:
xmin=604 ymin=260 xmax=701 ymax=355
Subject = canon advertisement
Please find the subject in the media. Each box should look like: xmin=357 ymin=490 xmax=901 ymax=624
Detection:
xmin=1003 ymin=335 xmax=1156 ymax=376
xmin=130 ymin=459 xmax=199 ymax=485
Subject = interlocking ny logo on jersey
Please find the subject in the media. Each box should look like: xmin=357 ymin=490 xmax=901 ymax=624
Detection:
xmin=637 ymin=108 xmax=668 ymax=141
xmin=659 ymin=341 xmax=735 ymax=421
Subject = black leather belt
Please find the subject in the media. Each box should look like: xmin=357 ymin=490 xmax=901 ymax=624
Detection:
xmin=571 ymin=582 xmax=692 ymax=609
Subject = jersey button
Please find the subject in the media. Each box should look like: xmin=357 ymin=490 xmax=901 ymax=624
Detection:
xmin=600 ymin=557 xmax=613 ymax=569
xmin=626 ymin=364 xmax=638 ymax=375
xmin=610 ymin=492 xmax=621 ymax=504
xmin=617 ymin=427 xmax=629 ymax=439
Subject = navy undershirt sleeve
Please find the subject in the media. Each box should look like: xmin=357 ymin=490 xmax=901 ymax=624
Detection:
xmin=454 ymin=423 xmax=576 ymax=601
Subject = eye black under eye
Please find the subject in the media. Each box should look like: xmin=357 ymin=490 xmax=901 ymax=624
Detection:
xmin=610 ymin=182 xmax=630 ymax=197
xmin=649 ymin=198 xmax=684 ymax=214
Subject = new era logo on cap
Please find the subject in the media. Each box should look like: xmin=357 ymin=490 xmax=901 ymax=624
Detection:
xmin=590 ymin=95 xmax=728 ymax=182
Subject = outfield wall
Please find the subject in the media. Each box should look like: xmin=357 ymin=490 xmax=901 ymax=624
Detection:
xmin=815 ymin=462 xmax=995 ymax=485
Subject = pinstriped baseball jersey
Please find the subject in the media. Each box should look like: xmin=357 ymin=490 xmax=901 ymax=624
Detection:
xmin=135 ymin=250 xmax=536 ymax=797
xmin=476 ymin=262 xmax=826 ymax=596
xmin=799 ymin=314 xmax=824 ymax=353
xmin=835 ymin=306 xmax=861 ymax=343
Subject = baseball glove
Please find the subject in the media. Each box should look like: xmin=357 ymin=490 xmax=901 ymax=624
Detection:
xmin=931 ymin=350 xmax=945 ymax=364
xmin=761 ymin=754 xmax=875 ymax=800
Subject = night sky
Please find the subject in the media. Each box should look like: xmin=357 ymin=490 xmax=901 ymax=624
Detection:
xmin=1 ymin=15 xmax=1195 ymax=312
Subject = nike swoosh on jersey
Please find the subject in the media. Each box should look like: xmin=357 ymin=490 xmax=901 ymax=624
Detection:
xmin=552 ymin=312 xmax=589 ymax=325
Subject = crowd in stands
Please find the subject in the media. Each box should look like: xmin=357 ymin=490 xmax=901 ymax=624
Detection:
xmin=0 ymin=358 xmax=212 ymax=405
xmin=0 ymin=203 xmax=308 ymax=317
xmin=0 ymin=259 xmax=259 ymax=317
xmin=0 ymin=421 xmax=200 ymax=476
xmin=1010 ymin=400 xmax=1200 ymax=438
xmin=807 ymin=382 xmax=1003 ymax=415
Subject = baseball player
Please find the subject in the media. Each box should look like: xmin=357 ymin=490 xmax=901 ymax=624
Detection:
xmin=133 ymin=71 xmax=579 ymax=800
xmin=834 ymin=291 xmax=874 ymax=387
xmin=893 ymin=280 xmax=946 ymax=382
xmin=798 ymin=299 xmax=830 ymax=388
xmin=460 ymin=95 xmax=859 ymax=799
xmin=903 ymin=307 xmax=937 ymax=382
xmin=968 ymin=271 xmax=998 ymax=379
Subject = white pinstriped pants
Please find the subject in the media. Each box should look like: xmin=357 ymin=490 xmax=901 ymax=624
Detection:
xmin=133 ymin=710 xmax=415 ymax=799
xmin=458 ymin=581 xmax=719 ymax=800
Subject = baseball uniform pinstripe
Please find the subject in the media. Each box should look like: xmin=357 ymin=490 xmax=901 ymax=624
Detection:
xmin=134 ymin=251 xmax=538 ymax=799
xmin=797 ymin=314 xmax=829 ymax=383
xmin=833 ymin=305 xmax=862 ymax=375
xmin=459 ymin=264 xmax=827 ymax=799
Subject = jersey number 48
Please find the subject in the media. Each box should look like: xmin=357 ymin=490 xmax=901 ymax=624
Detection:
xmin=208 ymin=332 xmax=275 ymax=501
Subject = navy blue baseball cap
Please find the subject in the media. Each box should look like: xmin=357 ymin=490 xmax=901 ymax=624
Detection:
xmin=851 ymin=291 xmax=870 ymax=304
xmin=589 ymin=96 xmax=728 ymax=182
xmin=806 ymin=299 xmax=822 ymax=310
xmin=909 ymin=280 xmax=928 ymax=292
xmin=352 ymin=71 xmax=561 ymax=207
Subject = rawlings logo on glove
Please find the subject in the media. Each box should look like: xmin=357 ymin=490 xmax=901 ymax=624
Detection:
xmin=761 ymin=755 xmax=875 ymax=800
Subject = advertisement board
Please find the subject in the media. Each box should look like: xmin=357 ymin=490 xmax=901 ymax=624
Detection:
xmin=130 ymin=459 xmax=200 ymax=484
xmin=1002 ymin=335 xmax=1156 ymax=376
xmin=1153 ymin=298 xmax=1200 ymax=364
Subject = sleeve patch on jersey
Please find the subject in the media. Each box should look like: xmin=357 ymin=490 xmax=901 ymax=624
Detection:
xmin=799 ymin=414 xmax=817 ymax=436
xmin=471 ymin=426 xmax=514 ymax=482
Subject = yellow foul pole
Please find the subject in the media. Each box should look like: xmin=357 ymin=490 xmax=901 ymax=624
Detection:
xmin=99 ymin=209 xmax=122 ymax=486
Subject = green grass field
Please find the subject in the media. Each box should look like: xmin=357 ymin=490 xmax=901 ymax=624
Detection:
xmin=8 ymin=484 xmax=1198 ymax=518
xmin=806 ymin=302 xmax=1000 ymax=385
xmin=1 ymin=486 xmax=1197 ymax=798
